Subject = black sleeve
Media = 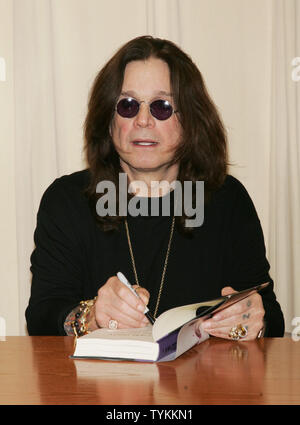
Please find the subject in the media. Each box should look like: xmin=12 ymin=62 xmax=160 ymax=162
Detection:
xmin=25 ymin=179 xmax=85 ymax=335
xmin=225 ymin=178 xmax=285 ymax=337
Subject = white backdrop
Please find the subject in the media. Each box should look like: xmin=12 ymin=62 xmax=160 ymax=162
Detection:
xmin=0 ymin=0 xmax=299 ymax=335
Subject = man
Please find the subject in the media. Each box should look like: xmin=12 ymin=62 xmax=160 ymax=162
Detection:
xmin=26 ymin=36 xmax=284 ymax=340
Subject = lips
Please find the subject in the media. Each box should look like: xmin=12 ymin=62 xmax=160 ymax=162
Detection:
xmin=131 ymin=139 xmax=158 ymax=146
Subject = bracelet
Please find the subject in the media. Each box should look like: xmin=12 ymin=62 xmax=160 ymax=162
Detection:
xmin=71 ymin=297 xmax=97 ymax=338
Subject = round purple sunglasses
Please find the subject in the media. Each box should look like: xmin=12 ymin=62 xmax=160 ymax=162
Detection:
xmin=116 ymin=97 xmax=178 ymax=121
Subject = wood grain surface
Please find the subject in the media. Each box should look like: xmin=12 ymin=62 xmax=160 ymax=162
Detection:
xmin=0 ymin=336 xmax=299 ymax=405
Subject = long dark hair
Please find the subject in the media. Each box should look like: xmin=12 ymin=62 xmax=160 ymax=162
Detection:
xmin=84 ymin=36 xmax=228 ymax=234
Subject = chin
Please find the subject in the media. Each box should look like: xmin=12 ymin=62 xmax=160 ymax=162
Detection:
xmin=129 ymin=162 xmax=169 ymax=173
xmin=120 ymin=154 xmax=178 ymax=176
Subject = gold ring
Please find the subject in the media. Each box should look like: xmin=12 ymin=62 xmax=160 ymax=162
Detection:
xmin=108 ymin=319 xmax=118 ymax=330
xmin=228 ymin=326 xmax=240 ymax=340
xmin=228 ymin=324 xmax=248 ymax=340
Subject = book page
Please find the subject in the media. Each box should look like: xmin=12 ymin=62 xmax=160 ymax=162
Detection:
xmin=73 ymin=325 xmax=159 ymax=361
xmin=152 ymin=299 xmax=224 ymax=341
xmin=79 ymin=326 xmax=154 ymax=343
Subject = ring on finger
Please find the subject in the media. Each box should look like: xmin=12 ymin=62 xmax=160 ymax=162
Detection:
xmin=108 ymin=319 xmax=118 ymax=330
xmin=228 ymin=324 xmax=248 ymax=340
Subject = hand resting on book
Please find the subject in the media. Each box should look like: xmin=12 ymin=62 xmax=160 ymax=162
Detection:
xmin=201 ymin=286 xmax=266 ymax=341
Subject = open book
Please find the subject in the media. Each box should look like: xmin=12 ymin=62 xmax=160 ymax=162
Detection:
xmin=71 ymin=282 xmax=268 ymax=362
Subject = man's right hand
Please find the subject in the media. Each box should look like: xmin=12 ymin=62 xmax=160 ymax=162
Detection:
xmin=91 ymin=275 xmax=150 ymax=330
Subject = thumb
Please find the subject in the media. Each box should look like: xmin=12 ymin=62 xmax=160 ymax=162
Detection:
xmin=221 ymin=286 xmax=237 ymax=296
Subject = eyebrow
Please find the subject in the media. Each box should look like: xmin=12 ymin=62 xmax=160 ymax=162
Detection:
xmin=120 ymin=90 xmax=173 ymax=98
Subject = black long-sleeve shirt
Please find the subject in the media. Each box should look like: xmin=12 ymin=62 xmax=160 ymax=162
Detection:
xmin=25 ymin=170 xmax=285 ymax=336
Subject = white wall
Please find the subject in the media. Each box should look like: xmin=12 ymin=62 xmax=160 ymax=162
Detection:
xmin=0 ymin=0 xmax=20 ymax=334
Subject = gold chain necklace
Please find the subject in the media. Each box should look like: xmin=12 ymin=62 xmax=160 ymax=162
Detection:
xmin=124 ymin=215 xmax=175 ymax=319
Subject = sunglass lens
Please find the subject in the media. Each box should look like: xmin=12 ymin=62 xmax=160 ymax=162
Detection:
xmin=150 ymin=100 xmax=173 ymax=120
xmin=116 ymin=98 xmax=139 ymax=118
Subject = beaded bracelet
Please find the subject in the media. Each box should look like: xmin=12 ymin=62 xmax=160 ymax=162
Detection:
xmin=70 ymin=297 xmax=97 ymax=338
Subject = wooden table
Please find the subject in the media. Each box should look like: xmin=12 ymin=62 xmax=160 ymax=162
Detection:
xmin=0 ymin=336 xmax=299 ymax=405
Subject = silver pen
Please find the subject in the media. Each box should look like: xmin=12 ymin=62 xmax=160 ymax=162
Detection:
xmin=117 ymin=272 xmax=156 ymax=324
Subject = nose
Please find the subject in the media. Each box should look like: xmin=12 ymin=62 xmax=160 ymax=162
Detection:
xmin=134 ymin=102 xmax=155 ymax=128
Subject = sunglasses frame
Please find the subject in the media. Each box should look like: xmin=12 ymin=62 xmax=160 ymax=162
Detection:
xmin=115 ymin=97 xmax=178 ymax=121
